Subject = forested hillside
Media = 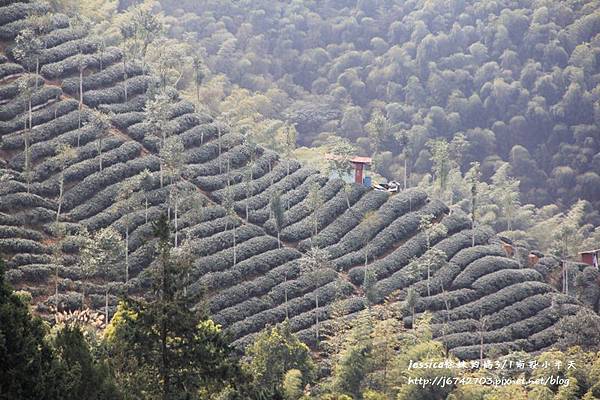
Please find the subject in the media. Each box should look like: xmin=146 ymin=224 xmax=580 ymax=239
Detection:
xmin=151 ymin=0 xmax=600 ymax=219
xmin=0 ymin=2 xmax=599 ymax=368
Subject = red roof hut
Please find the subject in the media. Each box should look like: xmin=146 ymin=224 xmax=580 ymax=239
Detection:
xmin=350 ymin=156 xmax=372 ymax=184
xmin=580 ymin=249 xmax=600 ymax=268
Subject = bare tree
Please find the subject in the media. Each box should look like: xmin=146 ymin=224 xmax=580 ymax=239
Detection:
xmin=326 ymin=136 xmax=357 ymax=209
xmin=298 ymin=247 xmax=332 ymax=342
xmin=270 ymin=190 xmax=284 ymax=248
xmin=54 ymin=143 xmax=77 ymax=223
xmin=16 ymin=75 xmax=35 ymax=192
xmin=307 ymin=181 xmax=323 ymax=240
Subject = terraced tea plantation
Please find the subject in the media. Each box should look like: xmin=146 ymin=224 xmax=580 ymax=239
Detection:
xmin=0 ymin=0 xmax=585 ymax=359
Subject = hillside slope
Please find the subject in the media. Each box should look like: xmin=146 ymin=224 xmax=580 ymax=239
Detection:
xmin=0 ymin=0 xmax=586 ymax=359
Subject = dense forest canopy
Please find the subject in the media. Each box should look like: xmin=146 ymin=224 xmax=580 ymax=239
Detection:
xmin=1 ymin=0 xmax=600 ymax=398
xmin=64 ymin=0 xmax=600 ymax=256
xmin=147 ymin=0 xmax=600 ymax=216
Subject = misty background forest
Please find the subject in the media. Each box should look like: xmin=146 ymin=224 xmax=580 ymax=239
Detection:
xmin=1 ymin=0 xmax=600 ymax=399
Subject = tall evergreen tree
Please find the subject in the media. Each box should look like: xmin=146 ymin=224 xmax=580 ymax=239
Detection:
xmin=105 ymin=214 xmax=239 ymax=400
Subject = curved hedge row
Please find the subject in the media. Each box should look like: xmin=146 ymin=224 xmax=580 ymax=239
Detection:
xmin=0 ymin=192 xmax=56 ymax=212
xmin=408 ymin=229 xmax=498 ymax=297
xmin=214 ymin=270 xmax=337 ymax=325
xmin=83 ymin=75 xmax=151 ymax=108
xmin=212 ymin=159 xmax=302 ymax=202
xmin=183 ymin=136 xmax=246 ymax=168
xmin=3 ymin=109 xmax=88 ymax=152
xmin=0 ymin=225 xmax=44 ymax=241
xmin=259 ymin=173 xmax=329 ymax=227
xmin=0 ymin=238 xmax=49 ymax=255
xmin=40 ymin=27 xmax=87 ymax=50
xmin=0 ymin=2 xmax=49 ymax=26
xmin=0 ymin=85 xmax=61 ymax=123
xmin=186 ymin=224 xmax=264 ymax=258
xmin=28 ymin=37 xmax=100 ymax=70
xmin=228 ymin=279 xmax=354 ymax=340
xmin=208 ymin=259 xmax=302 ymax=313
xmin=256 ymin=174 xmax=338 ymax=228
xmin=301 ymin=189 xmax=428 ymax=252
xmin=333 ymin=199 xmax=450 ymax=271
xmin=0 ymin=98 xmax=77 ymax=136
xmin=5 ymin=253 xmax=52 ymax=268
xmin=233 ymin=165 xmax=316 ymax=214
xmin=191 ymin=236 xmax=279 ymax=276
xmin=98 ymin=95 xmax=147 ymax=114
xmin=197 ymin=150 xmax=277 ymax=192
xmin=441 ymin=281 xmax=554 ymax=323
xmin=0 ymin=62 xmax=23 ymax=79
xmin=0 ymin=13 xmax=68 ymax=41
xmin=453 ymin=256 xmax=521 ymax=289
xmin=471 ymin=269 xmax=543 ymax=293
xmin=483 ymin=293 xmax=554 ymax=331
xmin=34 ymin=138 xmax=132 ymax=185
xmin=40 ymin=47 xmax=122 ymax=80
xmin=280 ymin=183 xmax=368 ymax=243
xmin=190 ymin=248 xmax=300 ymax=296
xmin=62 ymin=61 xmax=145 ymax=95
xmin=61 ymin=155 xmax=159 ymax=211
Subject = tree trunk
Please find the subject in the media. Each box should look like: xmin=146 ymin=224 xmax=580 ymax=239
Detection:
xmin=471 ymin=192 xmax=476 ymax=247
xmin=284 ymin=274 xmax=289 ymax=320
xmin=78 ymin=68 xmax=83 ymax=134
xmin=315 ymin=293 xmax=319 ymax=342
xmin=105 ymin=289 xmax=109 ymax=324
xmin=161 ymin=308 xmax=169 ymax=400
xmin=403 ymin=156 xmax=408 ymax=190
xmin=98 ymin=139 xmax=103 ymax=171
xmin=174 ymin=198 xmax=179 ymax=248
xmin=245 ymin=199 xmax=249 ymax=223
xmin=145 ymin=197 xmax=148 ymax=223
xmin=479 ymin=330 xmax=484 ymax=365
xmin=160 ymin=245 xmax=169 ymax=400
xmin=26 ymin=99 xmax=32 ymax=192
xmin=277 ymin=231 xmax=281 ymax=249
xmin=55 ymin=264 xmax=59 ymax=305
xmin=123 ymin=57 xmax=128 ymax=102
xmin=232 ymin=224 xmax=237 ymax=266
xmin=160 ymin=163 xmax=164 ymax=188
xmin=427 ymin=265 xmax=431 ymax=297
xmin=35 ymin=58 xmax=39 ymax=89
xmin=345 ymin=186 xmax=350 ymax=210
xmin=218 ymin=125 xmax=222 ymax=174
xmin=24 ymin=132 xmax=30 ymax=193
xmin=125 ymin=225 xmax=129 ymax=282
xmin=56 ymin=174 xmax=64 ymax=223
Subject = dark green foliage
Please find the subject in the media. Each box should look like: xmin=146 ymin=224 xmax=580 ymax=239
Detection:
xmin=105 ymin=213 xmax=241 ymax=399
xmin=0 ymin=257 xmax=59 ymax=399
xmin=52 ymin=326 xmax=121 ymax=400
xmin=0 ymin=257 xmax=120 ymax=399
xmin=243 ymin=322 xmax=315 ymax=397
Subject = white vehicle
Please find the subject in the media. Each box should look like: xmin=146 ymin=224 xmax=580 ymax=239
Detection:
xmin=372 ymin=180 xmax=401 ymax=193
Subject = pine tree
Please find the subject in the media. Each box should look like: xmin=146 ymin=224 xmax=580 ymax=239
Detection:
xmin=105 ymin=214 xmax=239 ymax=399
